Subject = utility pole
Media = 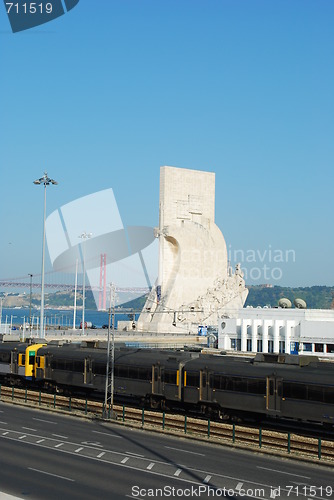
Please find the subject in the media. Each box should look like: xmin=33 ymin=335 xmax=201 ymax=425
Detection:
xmin=104 ymin=283 xmax=116 ymax=418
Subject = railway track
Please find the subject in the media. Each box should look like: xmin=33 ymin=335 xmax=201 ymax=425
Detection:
xmin=1 ymin=384 xmax=333 ymax=465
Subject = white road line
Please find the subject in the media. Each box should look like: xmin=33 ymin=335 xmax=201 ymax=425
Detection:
xmin=28 ymin=467 xmax=74 ymax=482
xmin=92 ymin=430 xmax=122 ymax=438
xmin=165 ymin=446 xmax=205 ymax=456
xmin=291 ymin=482 xmax=313 ymax=487
xmin=121 ymin=457 xmax=129 ymax=464
xmin=125 ymin=451 xmax=145 ymax=457
xmin=36 ymin=439 xmax=45 ymax=444
xmin=52 ymin=434 xmax=68 ymax=439
xmin=75 ymin=447 xmax=84 ymax=453
xmin=33 ymin=418 xmax=57 ymax=425
xmin=97 ymin=452 xmax=105 ymax=458
xmin=236 ymin=482 xmax=244 ymax=490
xmin=0 ymin=421 xmax=8 ymax=425
xmin=0 ymin=493 xmax=25 ymax=500
xmin=174 ymin=469 xmax=182 ymax=477
xmin=54 ymin=443 xmax=64 ymax=448
xmin=2 ymin=432 xmax=9 ymax=435
xmin=18 ymin=435 xmax=27 ymax=440
xmin=257 ymin=466 xmax=311 ymax=479
xmin=147 ymin=463 xmax=155 ymax=470
xmin=203 ymin=475 xmax=211 ymax=484
xmin=22 ymin=427 xmax=36 ymax=432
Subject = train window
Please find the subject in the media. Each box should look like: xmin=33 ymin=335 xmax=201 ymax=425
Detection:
xmin=225 ymin=377 xmax=233 ymax=391
xmin=29 ymin=356 xmax=35 ymax=365
xmin=36 ymin=357 xmax=40 ymax=368
xmin=163 ymin=370 xmax=177 ymax=384
xmin=269 ymin=380 xmax=274 ymax=396
xmin=93 ymin=363 xmax=105 ymax=375
xmin=326 ymin=344 xmax=334 ymax=354
xmin=213 ymin=375 xmax=265 ymax=394
xmin=277 ymin=381 xmax=282 ymax=397
xmin=308 ymin=385 xmax=324 ymax=402
xmin=213 ymin=375 xmax=221 ymax=390
xmin=73 ymin=361 xmax=84 ymax=372
xmin=51 ymin=359 xmax=69 ymax=370
xmin=283 ymin=382 xmax=307 ymax=400
xmin=186 ymin=371 xmax=199 ymax=387
xmin=137 ymin=367 xmax=152 ymax=381
xmin=323 ymin=387 xmax=334 ymax=404
xmin=116 ymin=365 xmax=129 ymax=378
xmin=248 ymin=379 xmax=266 ymax=395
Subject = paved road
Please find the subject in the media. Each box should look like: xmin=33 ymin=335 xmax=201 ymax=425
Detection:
xmin=0 ymin=402 xmax=333 ymax=499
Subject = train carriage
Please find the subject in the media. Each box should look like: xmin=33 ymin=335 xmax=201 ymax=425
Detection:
xmin=35 ymin=344 xmax=196 ymax=407
xmin=2 ymin=339 xmax=334 ymax=427
xmin=183 ymin=353 xmax=334 ymax=424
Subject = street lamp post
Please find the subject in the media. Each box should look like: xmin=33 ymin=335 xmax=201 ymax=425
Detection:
xmin=34 ymin=172 xmax=58 ymax=339
xmin=28 ymin=274 xmax=33 ymax=334
xmin=73 ymin=258 xmax=78 ymax=330
xmin=79 ymin=232 xmax=92 ymax=336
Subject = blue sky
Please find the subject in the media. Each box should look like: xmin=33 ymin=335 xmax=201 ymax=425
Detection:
xmin=0 ymin=0 xmax=333 ymax=287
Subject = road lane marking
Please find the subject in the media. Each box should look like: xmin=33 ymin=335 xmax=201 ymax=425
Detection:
xmin=18 ymin=435 xmax=27 ymax=440
xmin=291 ymin=482 xmax=313 ymax=487
xmin=75 ymin=447 xmax=84 ymax=453
xmin=2 ymin=429 xmax=320 ymax=500
xmin=203 ymin=475 xmax=211 ymax=484
xmin=0 ymin=421 xmax=8 ymax=425
xmin=36 ymin=439 xmax=45 ymax=444
xmin=28 ymin=467 xmax=74 ymax=482
xmin=55 ymin=443 xmax=64 ymax=448
xmin=236 ymin=482 xmax=244 ymax=490
xmin=147 ymin=463 xmax=155 ymax=470
xmin=97 ymin=452 xmax=105 ymax=458
xmin=33 ymin=418 xmax=57 ymax=424
xmin=257 ymin=466 xmax=311 ymax=479
xmin=2 ymin=432 xmax=9 ymax=435
xmin=92 ymin=430 xmax=122 ymax=438
xmin=22 ymin=427 xmax=36 ymax=432
xmin=165 ymin=446 xmax=205 ymax=456
xmin=121 ymin=457 xmax=129 ymax=464
xmin=1 ymin=433 xmax=315 ymax=499
xmin=126 ymin=451 xmax=145 ymax=457
xmin=52 ymin=434 xmax=68 ymax=439
xmin=81 ymin=441 xmax=103 ymax=447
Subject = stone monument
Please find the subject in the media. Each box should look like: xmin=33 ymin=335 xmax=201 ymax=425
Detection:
xmin=136 ymin=166 xmax=248 ymax=333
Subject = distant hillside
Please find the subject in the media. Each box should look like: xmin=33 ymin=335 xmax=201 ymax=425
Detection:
xmin=1 ymin=286 xmax=333 ymax=310
xmin=245 ymin=285 xmax=334 ymax=309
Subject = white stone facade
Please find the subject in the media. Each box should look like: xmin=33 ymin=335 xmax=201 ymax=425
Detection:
xmin=218 ymin=307 xmax=334 ymax=357
xmin=137 ymin=166 xmax=248 ymax=333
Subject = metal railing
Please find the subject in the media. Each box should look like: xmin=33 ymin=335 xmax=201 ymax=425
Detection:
xmin=0 ymin=384 xmax=333 ymax=464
